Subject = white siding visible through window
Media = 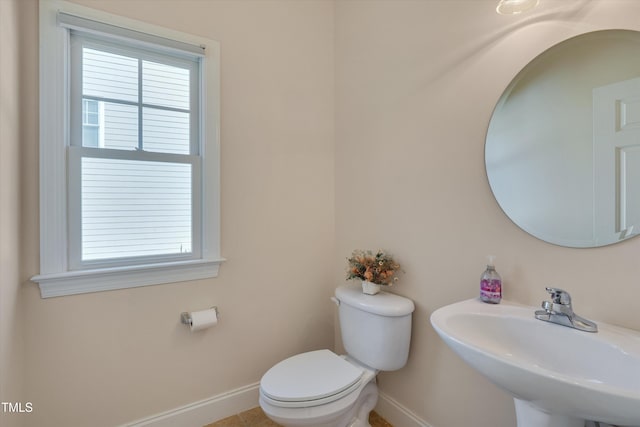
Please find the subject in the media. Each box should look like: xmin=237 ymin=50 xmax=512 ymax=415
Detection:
xmin=102 ymin=102 xmax=138 ymax=150
xmin=143 ymin=107 xmax=190 ymax=155
xmin=81 ymin=157 xmax=192 ymax=261
xmin=83 ymin=48 xmax=138 ymax=103
xmin=143 ymin=61 xmax=190 ymax=110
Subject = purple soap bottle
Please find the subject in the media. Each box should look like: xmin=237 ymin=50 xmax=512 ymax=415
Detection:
xmin=480 ymin=256 xmax=502 ymax=304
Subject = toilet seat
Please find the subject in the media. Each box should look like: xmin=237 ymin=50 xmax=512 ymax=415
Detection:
xmin=260 ymin=350 xmax=364 ymax=408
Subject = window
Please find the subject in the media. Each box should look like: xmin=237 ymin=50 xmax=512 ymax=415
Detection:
xmin=69 ymin=34 xmax=200 ymax=268
xmin=33 ymin=0 xmax=223 ymax=297
xmin=81 ymin=99 xmax=101 ymax=147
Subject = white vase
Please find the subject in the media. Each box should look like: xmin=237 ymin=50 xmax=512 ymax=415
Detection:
xmin=362 ymin=280 xmax=381 ymax=295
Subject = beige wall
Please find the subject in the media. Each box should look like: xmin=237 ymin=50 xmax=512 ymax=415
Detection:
xmin=335 ymin=1 xmax=640 ymax=427
xmin=1 ymin=0 xmax=28 ymax=426
xmin=10 ymin=1 xmax=335 ymax=426
xmin=4 ymin=1 xmax=640 ymax=427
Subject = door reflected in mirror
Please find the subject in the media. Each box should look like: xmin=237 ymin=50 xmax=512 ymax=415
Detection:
xmin=486 ymin=30 xmax=640 ymax=247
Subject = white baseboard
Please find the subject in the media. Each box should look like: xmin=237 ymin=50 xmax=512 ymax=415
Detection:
xmin=376 ymin=392 xmax=433 ymax=427
xmin=121 ymin=383 xmax=431 ymax=427
xmin=121 ymin=382 xmax=260 ymax=427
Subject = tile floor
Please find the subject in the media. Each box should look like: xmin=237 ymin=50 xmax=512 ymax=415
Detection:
xmin=203 ymin=406 xmax=393 ymax=427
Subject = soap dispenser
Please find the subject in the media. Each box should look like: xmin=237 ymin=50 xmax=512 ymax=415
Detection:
xmin=480 ymin=256 xmax=502 ymax=304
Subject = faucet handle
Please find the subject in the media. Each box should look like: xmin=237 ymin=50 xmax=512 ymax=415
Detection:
xmin=545 ymin=287 xmax=572 ymax=305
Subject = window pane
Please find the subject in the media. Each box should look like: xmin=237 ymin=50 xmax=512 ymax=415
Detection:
xmin=143 ymin=60 xmax=190 ymax=110
xmin=81 ymin=157 xmax=192 ymax=261
xmin=101 ymin=102 xmax=138 ymax=150
xmin=83 ymin=48 xmax=138 ymax=102
xmin=83 ymin=99 xmax=99 ymax=124
xmin=143 ymin=107 xmax=190 ymax=154
xmin=82 ymin=125 xmax=99 ymax=148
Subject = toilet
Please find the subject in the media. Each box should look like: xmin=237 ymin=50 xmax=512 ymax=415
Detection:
xmin=259 ymin=285 xmax=415 ymax=427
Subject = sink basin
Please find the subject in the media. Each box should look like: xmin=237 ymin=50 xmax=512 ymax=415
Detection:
xmin=430 ymin=298 xmax=640 ymax=427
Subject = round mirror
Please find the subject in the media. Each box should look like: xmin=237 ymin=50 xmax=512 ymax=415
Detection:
xmin=486 ymin=30 xmax=640 ymax=248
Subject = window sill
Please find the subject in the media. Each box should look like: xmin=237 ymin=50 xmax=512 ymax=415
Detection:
xmin=31 ymin=258 xmax=225 ymax=298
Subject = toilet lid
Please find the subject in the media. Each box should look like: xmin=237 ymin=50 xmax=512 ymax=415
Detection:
xmin=260 ymin=350 xmax=364 ymax=405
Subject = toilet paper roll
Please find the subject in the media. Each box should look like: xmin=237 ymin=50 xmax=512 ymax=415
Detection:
xmin=189 ymin=308 xmax=218 ymax=332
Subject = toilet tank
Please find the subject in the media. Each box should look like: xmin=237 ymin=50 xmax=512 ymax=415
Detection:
xmin=335 ymin=285 xmax=415 ymax=371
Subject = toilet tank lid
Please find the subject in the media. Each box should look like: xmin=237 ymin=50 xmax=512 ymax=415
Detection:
xmin=335 ymin=285 xmax=415 ymax=316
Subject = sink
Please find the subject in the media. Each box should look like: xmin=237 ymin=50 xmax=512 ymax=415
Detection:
xmin=430 ymin=298 xmax=640 ymax=427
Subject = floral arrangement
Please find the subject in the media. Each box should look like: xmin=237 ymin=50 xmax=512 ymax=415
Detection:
xmin=346 ymin=249 xmax=401 ymax=286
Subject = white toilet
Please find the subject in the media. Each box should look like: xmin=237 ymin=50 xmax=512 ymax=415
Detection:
xmin=259 ymin=285 xmax=415 ymax=427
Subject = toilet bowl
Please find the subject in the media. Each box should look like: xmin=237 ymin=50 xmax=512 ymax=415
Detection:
xmin=259 ymin=350 xmax=378 ymax=427
xmin=259 ymin=286 xmax=415 ymax=427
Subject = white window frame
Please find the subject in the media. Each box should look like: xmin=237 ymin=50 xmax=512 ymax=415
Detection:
xmin=32 ymin=0 xmax=223 ymax=298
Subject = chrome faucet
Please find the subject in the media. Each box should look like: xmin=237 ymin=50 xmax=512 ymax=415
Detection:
xmin=534 ymin=287 xmax=598 ymax=333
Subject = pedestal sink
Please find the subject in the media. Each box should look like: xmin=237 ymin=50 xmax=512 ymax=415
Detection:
xmin=430 ymin=299 xmax=640 ymax=427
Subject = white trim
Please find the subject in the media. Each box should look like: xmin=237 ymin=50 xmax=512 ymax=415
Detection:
xmin=376 ymin=391 xmax=433 ymax=427
xmin=32 ymin=258 xmax=225 ymax=298
xmin=57 ymin=11 xmax=206 ymax=57
xmin=121 ymin=383 xmax=260 ymax=427
xmin=39 ymin=0 xmax=69 ymax=275
xmin=117 ymin=383 xmax=432 ymax=427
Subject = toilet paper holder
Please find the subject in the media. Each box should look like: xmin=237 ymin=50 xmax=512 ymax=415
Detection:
xmin=181 ymin=307 xmax=219 ymax=326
